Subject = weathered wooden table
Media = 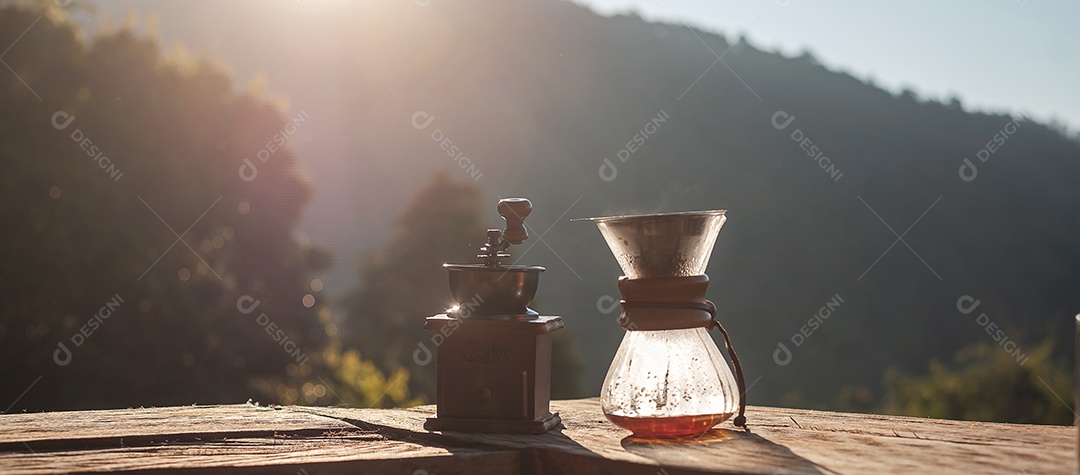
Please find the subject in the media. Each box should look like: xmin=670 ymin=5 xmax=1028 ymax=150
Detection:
xmin=1 ymin=398 xmax=1073 ymax=474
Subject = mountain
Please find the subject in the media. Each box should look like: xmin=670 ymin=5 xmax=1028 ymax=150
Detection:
xmin=68 ymin=0 xmax=1080 ymax=409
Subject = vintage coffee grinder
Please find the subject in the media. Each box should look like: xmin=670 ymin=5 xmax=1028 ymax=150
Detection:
xmin=423 ymin=198 xmax=563 ymax=433
xmin=579 ymin=210 xmax=748 ymax=437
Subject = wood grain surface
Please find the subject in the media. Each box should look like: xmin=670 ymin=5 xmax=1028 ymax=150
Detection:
xmin=0 ymin=399 xmax=1073 ymax=474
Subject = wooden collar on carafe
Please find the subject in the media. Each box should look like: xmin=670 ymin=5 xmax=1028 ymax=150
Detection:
xmin=617 ymin=275 xmax=715 ymax=331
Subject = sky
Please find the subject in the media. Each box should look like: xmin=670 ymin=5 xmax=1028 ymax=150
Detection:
xmin=577 ymin=0 xmax=1080 ymax=132
xmin=69 ymin=0 xmax=1080 ymax=294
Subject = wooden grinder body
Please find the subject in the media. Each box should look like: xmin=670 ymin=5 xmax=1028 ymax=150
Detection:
xmin=423 ymin=314 xmax=563 ymax=433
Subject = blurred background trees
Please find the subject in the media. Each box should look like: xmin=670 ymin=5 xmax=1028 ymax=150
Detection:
xmin=340 ymin=173 xmax=584 ymax=400
xmin=0 ymin=0 xmax=1075 ymax=423
xmin=0 ymin=2 xmax=406 ymax=410
xmin=0 ymin=2 xmax=580 ymax=410
xmin=884 ymin=340 xmax=1073 ymax=425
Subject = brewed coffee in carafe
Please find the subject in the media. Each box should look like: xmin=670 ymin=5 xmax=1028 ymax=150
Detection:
xmin=583 ymin=210 xmax=746 ymax=437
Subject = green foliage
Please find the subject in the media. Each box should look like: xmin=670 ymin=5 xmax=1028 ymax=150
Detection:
xmin=315 ymin=341 xmax=420 ymax=408
xmin=0 ymin=2 xmax=405 ymax=410
xmin=884 ymin=340 xmax=1073 ymax=425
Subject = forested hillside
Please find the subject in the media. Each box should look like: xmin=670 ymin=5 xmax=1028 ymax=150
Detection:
xmin=309 ymin=0 xmax=1080 ymax=414
xmin=3 ymin=0 xmax=1077 ymax=421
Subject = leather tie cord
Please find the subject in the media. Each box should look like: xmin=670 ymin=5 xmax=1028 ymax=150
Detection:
xmin=617 ymin=298 xmax=748 ymax=428
xmin=616 ymin=275 xmax=748 ymax=429
xmin=703 ymin=300 xmax=748 ymax=429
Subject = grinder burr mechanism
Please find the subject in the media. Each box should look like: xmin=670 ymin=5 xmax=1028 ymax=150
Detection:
xmin=423 ymin=198 xmax=563 ymax=434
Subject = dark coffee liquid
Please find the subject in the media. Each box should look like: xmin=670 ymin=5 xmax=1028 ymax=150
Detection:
xmin=605 ymin=412 xmax=732 ymax=437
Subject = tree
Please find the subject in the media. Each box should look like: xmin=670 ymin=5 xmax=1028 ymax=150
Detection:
xmin=0 ymin=2 xmax=403 ymax=410
xmin=884 ymin=340 xmax=1073 ymax=425
xmin=341 ymin=173 xmax=584 ymax=400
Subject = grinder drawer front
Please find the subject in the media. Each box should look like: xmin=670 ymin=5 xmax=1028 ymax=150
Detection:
xmin=437 ymin=368 xmax=531 ymax=419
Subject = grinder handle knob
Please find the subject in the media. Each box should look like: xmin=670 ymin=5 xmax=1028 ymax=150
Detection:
xmin=497 ymin=198 xmax=531 ymax=245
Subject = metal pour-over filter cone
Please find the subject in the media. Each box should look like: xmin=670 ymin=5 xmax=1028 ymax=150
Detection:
xmin=583 ymin=210 xmax=726 ymax=278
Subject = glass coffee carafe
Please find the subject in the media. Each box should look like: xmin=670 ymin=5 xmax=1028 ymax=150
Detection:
xmin=582 ymin=210 xmax=746 ymax=437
